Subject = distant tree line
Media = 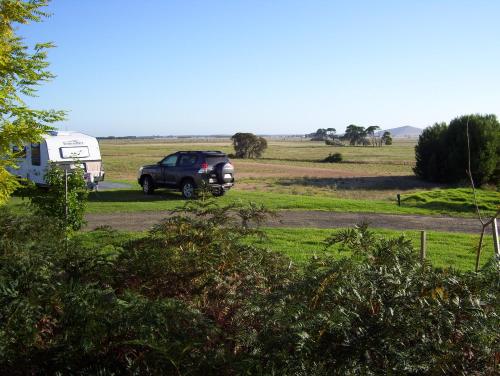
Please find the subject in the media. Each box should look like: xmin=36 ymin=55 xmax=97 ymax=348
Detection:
xmin=308 ymin=126 xmax=392 ymax=147
xmin=414 ymin=114 xmax=499 ymax=186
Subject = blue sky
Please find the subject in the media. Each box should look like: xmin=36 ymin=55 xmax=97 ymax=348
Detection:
xmin=20 ymin=0 xmax=500 ymax=136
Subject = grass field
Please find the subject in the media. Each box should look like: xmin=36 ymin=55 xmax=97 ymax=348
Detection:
xmin=8 ymin=138 xmax=498 ymax=217
xmin=77 ymin=226 xmax=494 ymax=271
xmin=99 ymin=138 xmax=417 ymax=181
xmin=83 ymin=187 xmax=497 ymax=216
xmin=97 ymin=137 xmax=497 ymax=202
xmin=99 ymin=138 xmax=423 ymax=200
xmin=9 ymin=185 xmax=497 ymax=217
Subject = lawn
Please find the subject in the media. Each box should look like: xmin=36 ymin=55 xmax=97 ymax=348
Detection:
xmin=83 ymin=186 xmax=500 ymax=217
xmin=8 ymin=185 xmax=497 ymax=218
xmin=402 ymin=188 xmax=499 ymax=214
xmin=255 ymin=227 xmax=494 ymax=270
xmin=76 ymin=226 xmax=494 ymax=272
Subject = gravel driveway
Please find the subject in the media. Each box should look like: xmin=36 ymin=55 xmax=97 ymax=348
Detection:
xmin=84 ymin=210 xmax=484 ymax=234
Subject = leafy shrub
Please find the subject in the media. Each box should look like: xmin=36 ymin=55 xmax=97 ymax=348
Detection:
xmin=0 ymin=204 xmax=498 ymax=374
xmin=255 ymin=224 xmax=500 ymax=374
xmin=414 ymin=114 xmax=500 ymax=185
xmin=24 ymin=163 xmax=88 ymax=232
xmin=323 ymin=152 xmax=343 ymax=163
xmin=382 ymin=131 xmax=392 ymax=145
xmin=0 ymin=202 xmax=293 ymax=374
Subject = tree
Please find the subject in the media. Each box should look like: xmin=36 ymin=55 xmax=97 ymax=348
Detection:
xmin=343 ymin=124 xmax=367 ymax=146
xmin=365 ymin=125 xmax=380 ymax=147
xmin=308 ymin=128 xmax=336 ymax=141
xmin=231 ymin=132 xmax=268 ymax=158
xmin=381 ymin=131 xmax=392 ymax=145
xmin=0 ymin=0 xmax=65 ymax=204
xmin=308 ymin=128 xmax=327 ymax=141
xmin=445 ymin=114 xmax=500 ymax=186
xmin=413 ymin=122 xmax=448 ymax=182
xmin=414 ymin=115 xmax=500 ymax=185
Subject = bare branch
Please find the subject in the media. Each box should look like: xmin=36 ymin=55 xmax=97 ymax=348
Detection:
xmin=465 ymin=118 xmax=485 ymax=225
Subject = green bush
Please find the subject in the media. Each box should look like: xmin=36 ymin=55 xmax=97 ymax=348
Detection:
xmin=445 ymin=114 xmax=500 ymax=186
xmin=323 ymin=152 xmax=343 ymax=163
xmin=25 ymin=163 xmax=89 ymax=232
xmin=414 ymin=122 xmax=449 ymax=182
xmin=0 ymin=204 xmax=498 ymax=374
xmin=414 ymin=114 xmax=500 ymax=185
xmin=0 ymin=202 xmax=293 ymax=374
xmin=255 ymin=224 xmax=499 ymax=374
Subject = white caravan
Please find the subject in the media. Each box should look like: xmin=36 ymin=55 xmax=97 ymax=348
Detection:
xmin=9 ymin=131 xmax=105 ymax=189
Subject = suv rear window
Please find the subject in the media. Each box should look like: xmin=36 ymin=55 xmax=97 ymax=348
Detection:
xmin=205 ymin=156 xmax=227 ymax=166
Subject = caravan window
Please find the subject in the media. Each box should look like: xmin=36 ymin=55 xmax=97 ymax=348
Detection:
xmin=31 ymin=143 xmax=41 ymax=166
xmin=60 ymin=146 xmax=90 ymax=159
xmin=12 ymin=145 xmax=26 ymax=158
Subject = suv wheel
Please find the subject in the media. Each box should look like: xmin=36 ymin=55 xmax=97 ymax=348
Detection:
xmin=142 ymin=176 xmax=155 ymax=195
xmin=181 ymin=180 xmax=196 ymax=199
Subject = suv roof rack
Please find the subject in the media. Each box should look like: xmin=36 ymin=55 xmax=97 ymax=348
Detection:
xmin=178 ymin=150 xmax=225 ymax=154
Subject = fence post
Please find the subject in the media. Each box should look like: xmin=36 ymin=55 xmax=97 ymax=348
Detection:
xmin=420 ymin=230 xmax=426 ymax=262
xmin=492 ymin=218 xmax=499 ymax=268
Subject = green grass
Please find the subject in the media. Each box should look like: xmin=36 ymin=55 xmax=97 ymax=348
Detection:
xmin=255 ymin=227 xmax=494 ymax=271
xmin=402 ymin=188 xmax=499 ymax=214
xmin=76 ymin=226 xmax=494 ymax=271
xmin=8 ymin=186 xmax=496 ymax=217
xmin=98 ymin=138 xmax=417 ymax=181
xmin=74 ymin=186 xmax=500 ymax=217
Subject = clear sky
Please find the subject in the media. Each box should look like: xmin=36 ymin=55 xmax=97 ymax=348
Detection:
xmin=19 ymin=0 xmax=500 ymax=136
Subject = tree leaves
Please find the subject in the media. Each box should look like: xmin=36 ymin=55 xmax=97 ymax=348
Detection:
xmin=0 ymin=0 xmax=65 ymax=204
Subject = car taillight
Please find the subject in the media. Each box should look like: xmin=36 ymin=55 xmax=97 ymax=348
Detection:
xmin=198 ymin=162 xmax=209 ymax=173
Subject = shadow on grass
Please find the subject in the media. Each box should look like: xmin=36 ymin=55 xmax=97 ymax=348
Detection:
xmin=276 ymin=176 xmax=442 ymax=191
xmin=252 ymin=157 xmax=414 ymax=166
xmin=89 ymin=189 xmax=184 ymax=203
xmin=256 ymin=157 xmax=318 ymax=163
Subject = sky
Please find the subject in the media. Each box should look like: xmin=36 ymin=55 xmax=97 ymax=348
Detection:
xmin=19 ymin=0 xmax=500 ymax=136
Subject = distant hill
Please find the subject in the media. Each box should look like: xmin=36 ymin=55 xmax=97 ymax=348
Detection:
xmin=378 ymin=126 xmax=423 ymax=138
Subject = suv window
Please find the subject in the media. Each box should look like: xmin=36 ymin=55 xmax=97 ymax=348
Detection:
xmin=178 ymin=153 xmax=198 ymax=167
xmin=205 ymin=156 xmax=227 ymax=166
xmin=161 ymin=154 xmax=178 ymax=167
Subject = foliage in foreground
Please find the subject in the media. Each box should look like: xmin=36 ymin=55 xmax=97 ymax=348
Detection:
xmin=0 ymin=0 xmax=65 ymax=204
xmin=0 ymin=202 xmax=498 ymax=374
xmin=21 ymin=163 xmax=89 ymax=232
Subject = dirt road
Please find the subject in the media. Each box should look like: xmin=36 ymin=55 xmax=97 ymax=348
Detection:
xmin=85 ymin=210 xmax=483 ymax=234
